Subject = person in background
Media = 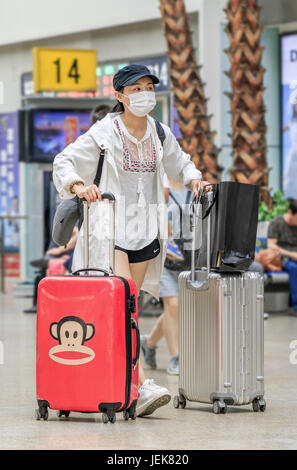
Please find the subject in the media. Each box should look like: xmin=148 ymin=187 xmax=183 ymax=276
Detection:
xmin=141 ymin=175 xmax=190 ymax=376
xmin=90 ymin=104 xmax=112 ymax=125
xmin=23 ymin=227 xmax=78 ymax=314
xmin=268 ymin=199 xmax=297 ymax=312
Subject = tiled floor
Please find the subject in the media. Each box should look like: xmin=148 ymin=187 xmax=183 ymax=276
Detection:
xmin=1 ymin=281 xmax=297 ymax=450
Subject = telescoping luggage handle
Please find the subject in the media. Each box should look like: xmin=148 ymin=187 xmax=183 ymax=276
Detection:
xmin=73 ymin=192 xmax=116 ymax=276
xmin=187 ymin=184 xmax=213 ymax=291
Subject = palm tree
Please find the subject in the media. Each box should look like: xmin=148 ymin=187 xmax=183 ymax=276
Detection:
xmin=159 ymin=0 xmax=222 ymax=184
xmin=224 ymin=0 xmax=271 ymax=204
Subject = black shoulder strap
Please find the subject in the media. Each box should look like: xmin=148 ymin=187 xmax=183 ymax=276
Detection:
xmin=93 ymin=148 xmax=105 ymax=187
xmin=154 ymin=119 xmax=166 ymax=147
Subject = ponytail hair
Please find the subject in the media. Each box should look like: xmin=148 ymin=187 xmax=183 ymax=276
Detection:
xmin=111 ymin=87 xmax=124 ymax=113
xmin=111 ymin=101 xmax=124 ymax=113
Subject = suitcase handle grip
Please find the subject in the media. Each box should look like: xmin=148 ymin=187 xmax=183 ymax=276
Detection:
xmin=131 ymin=318 xmax=140 ymax=370
xmin=101 ymin=192 xmax=116 ymax=201
xmin=81 ymin=192 xmax=116 ymax=203
xmin=72 ymin=268 xmax=110 ymax=276
xmin=190 ymin=188 xmax=213 ymax=281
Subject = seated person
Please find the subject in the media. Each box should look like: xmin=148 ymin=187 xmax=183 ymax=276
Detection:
xmin=267 ymin=199 xmax=297 ymax=312
xmin=23 ymin=227 xmax=78 ymax=313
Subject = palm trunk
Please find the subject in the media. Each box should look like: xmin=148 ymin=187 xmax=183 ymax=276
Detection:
xmin=224 ymin=0 xmax=271 ymax=204
xmin=160 ymin=0 xmax=222 ymax=183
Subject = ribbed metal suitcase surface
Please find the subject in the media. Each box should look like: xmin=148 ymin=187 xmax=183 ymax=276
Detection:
xmin=178 ymin=270 xmax=265 ymax=411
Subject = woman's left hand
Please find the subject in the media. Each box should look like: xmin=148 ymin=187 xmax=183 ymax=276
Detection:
xmin=191 ymin=179 xmax=212 ymax=196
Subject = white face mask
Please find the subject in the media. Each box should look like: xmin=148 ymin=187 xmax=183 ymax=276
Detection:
xmin=124 ymin=91 xmax=156 ymax=117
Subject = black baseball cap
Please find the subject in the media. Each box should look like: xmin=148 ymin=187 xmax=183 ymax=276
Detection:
xmin=113 ymin=64 xmax=160 ymax=91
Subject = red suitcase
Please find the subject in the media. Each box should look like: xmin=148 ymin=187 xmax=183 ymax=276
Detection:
xmin=36 ymin=194 xmax=140 ymax=423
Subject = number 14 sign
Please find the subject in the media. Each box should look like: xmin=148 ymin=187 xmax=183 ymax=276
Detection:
xmin=33 ymin=48 xmax=97 ymax=93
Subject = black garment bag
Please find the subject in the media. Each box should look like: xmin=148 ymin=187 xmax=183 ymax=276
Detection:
xmin=197 ymin=181 xmax=259 ymax=272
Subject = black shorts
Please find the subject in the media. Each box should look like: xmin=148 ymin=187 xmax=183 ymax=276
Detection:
xmin=115 ymin=238 xmax=160 ymax=264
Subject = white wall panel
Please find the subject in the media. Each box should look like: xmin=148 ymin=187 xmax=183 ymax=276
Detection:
xmin=0 ymin=14 xmax=198 ymax=112
xmin=0 ymin=0 xmax=199 ymax=46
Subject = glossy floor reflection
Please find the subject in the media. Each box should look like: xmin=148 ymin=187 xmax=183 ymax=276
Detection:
xmin=1 ymin=281 xmax=297 ymax=450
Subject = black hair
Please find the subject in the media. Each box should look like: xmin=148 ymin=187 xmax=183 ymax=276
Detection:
xmin=111 ymin=87 xmax=124 ymax=113
xmin=288 ymin=199 xmax=297 ymax=215
xmin=90 ymin=104 xmax=112 ymax=124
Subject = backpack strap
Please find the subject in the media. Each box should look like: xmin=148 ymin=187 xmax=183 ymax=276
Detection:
xmin=154 ymin=119 xmax=166 ymax=147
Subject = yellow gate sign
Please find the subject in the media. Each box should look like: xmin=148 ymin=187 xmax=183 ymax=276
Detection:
xmin=33 ymin=48 xmax=97 ymax=93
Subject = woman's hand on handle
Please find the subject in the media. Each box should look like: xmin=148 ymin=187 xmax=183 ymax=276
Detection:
xmin=191 ymin=179 xmax=212 ymax=196
xmin=73 ymin=183 xmax=102 ymax=204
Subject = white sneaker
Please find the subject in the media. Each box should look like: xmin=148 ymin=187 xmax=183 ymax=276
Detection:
xmin=136 ymin=379 xmax=171 ymax=417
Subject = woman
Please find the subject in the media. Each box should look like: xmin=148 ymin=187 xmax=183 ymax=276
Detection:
xmin=53 ymin=63 xmax=208 ymax=418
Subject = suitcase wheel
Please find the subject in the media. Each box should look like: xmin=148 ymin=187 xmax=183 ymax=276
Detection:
xmin=110 ymin=414 xmax=116 ymax=424
xmin=213 ymin=400 xmax=227 ymax=414
xmin=123 ymin=402 xmax=137 ymax=421
xmin=35 ymin=408 xmax=48 ymax=421
xmin=252 ymin=398 xmax=266 ymax=413
xmin=173 ymin=395 xmax=186 ymax=409
xmin=102 ymin=412 xmax=116 ymax=424
xmin=123 ymin=409 xmax=137 ymax=421
xmin=57 ymin=410 xmax=71 ymax=419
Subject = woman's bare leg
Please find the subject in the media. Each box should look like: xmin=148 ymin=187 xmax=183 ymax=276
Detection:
xmin=114 ymin=249 xmax=131 ymax=279
xmin=114 ymin=251 xmax=150 ymax=386
xmin=129 ymin=260 xmax=151 ymax=385
xmin=129 ymin=260 xmax=150 ymax=293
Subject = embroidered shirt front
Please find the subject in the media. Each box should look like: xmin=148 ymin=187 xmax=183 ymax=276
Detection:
xmin=112 ymin=115 xmax=159 ymax=251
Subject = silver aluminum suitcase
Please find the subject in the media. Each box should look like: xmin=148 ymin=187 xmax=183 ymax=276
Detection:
xmin=174 ymin=190 xmax=266 ymax=414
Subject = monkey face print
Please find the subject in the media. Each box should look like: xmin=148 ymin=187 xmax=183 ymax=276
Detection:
xmin=49 ymin=316 xmax=95 ymax=365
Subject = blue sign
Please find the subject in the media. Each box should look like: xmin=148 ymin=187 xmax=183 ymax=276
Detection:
xmin=281 ymin=33 xmax=297 ymax=200
xmin=0 ymin=112 xmax=20 ymax=250
xmin=135 ymin=56 xmax=169 ymax=93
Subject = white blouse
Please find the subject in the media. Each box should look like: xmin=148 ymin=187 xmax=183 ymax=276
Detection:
xmin=112 ymin=115 xmax=159 ymax=251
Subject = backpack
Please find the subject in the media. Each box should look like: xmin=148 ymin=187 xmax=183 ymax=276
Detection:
xmin=154 ymin=119 xmax=166 ymax=146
